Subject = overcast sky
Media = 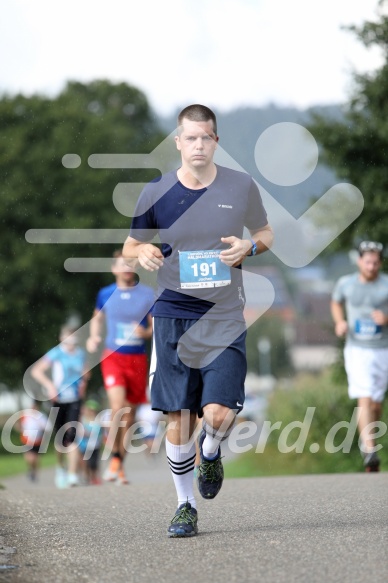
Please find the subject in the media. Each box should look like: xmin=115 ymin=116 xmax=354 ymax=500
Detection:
xmin=0 ymin=0 xmax=384 ymax=116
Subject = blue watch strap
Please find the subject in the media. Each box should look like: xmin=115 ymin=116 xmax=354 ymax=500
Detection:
xmin=248 ymin=239 xmax=257 ymax=256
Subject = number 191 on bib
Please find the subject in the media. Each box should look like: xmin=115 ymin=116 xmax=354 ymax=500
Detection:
xmin=179 ymin=250 xmax=231 ymax=289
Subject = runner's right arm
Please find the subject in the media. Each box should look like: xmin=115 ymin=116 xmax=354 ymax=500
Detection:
xmin=86 ymin=309 xmax=105 ymax=353
xmin=30 ymin=358 xmax=58 ymax=401
xmin=331 ymin=300 xmax=348 ymax=337
xmin=123 ymin=236 xmax=164 ymax=272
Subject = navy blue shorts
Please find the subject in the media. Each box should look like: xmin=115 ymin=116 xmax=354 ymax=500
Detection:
xmin=150 ymin=317 xmax=247 ymax=416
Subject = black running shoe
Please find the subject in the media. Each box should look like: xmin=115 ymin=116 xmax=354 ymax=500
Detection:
xmin=197 ymin=429 xmax=224 ymax=500
xmin=167 ymin=502 xmax=198 ymax=538
xmin=363 ymin=451 xmax=380 ymax=472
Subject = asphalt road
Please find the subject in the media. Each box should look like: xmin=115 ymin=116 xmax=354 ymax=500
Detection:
xmin=0 ymin=452 xmax=387 ymax=583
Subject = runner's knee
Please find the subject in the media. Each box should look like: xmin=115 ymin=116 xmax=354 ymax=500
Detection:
xmin=203 ymin=404 xmax=235 ymax=432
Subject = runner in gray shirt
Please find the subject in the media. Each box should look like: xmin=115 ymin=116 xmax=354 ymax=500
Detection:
xmin=331 ymin=241 xmax=388 ymax=471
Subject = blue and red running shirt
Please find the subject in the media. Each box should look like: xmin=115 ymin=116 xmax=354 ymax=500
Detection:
xmin=96 ymin=283 xmax=154 ymax=354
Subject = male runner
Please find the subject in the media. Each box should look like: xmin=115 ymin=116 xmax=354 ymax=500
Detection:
xmin=87 ymin=251 xmax=154 ymax=484
xmin=123 ymin=104 xmax=273 ymax=535
xmin=331 ymin=240 xmax=388 ymax=472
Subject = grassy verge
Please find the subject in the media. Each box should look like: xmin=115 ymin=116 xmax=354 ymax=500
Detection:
xmin=225 ymin=370 xmax=388 ymax=478
xmin=0 ymin=451 xmax=57 ymax=479
xmin=225 ymin=443 xmax=366 ymax=478
xmin=0 ymin=427 xmax=57 ymax=481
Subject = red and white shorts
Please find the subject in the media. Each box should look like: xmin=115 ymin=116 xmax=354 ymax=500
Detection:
xmin=101 ymin=349 xmax=148 ymax=405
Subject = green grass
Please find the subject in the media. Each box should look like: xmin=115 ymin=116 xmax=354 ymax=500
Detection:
xmin=0 ymin=451 xmax=57 ymax=479
xmin=0 ymin=427 xmax=57 ymax=481
xmin=224 ymin=442 xmax=372 ymax=478
xmin=225 ymin=370 xmax=388 ymax=478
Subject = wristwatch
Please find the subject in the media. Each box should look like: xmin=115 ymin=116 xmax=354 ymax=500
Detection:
xmin=248 ymin=239 xmax=257 ymax=256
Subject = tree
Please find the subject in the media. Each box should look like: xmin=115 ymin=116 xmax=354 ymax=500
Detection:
xmin=0 ymin=80 xmax=166 ymax=389
xmin=308 ymin=0 xmax=388 ymax=249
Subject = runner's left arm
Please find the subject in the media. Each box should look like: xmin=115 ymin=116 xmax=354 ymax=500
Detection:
xmin=219 ymin=223 xmax=273 ymax=267
xmin=371 ymin=310 xmax=388 ymax=326
xmin=134 ymin=313 xmax=153 ymax=340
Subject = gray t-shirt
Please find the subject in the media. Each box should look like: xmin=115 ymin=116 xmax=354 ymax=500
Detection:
xmin=332 ymin=272 xmax=388 ymax=348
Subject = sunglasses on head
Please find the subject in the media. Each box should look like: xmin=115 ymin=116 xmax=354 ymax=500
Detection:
xmin=358 ymin=241 xmax=383 ymax=254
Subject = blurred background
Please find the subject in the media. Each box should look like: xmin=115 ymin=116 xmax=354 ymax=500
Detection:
xmin=1 ymin=0 xmax=388 ymax=480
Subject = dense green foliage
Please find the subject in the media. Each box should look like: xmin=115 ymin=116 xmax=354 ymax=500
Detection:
xmin=0 ymin=80 xmax=166 ymax=389
xmin=308 ymin=0 xmax=388 ymax=249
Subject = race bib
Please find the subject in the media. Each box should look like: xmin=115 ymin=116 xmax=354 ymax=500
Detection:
xmin=179 ymin=250 xmax=231 ymax=289
xmin=115 ymin=322 xmax=143 ymax=346
xmin=354 ymin=319 xmax=382 ymax=340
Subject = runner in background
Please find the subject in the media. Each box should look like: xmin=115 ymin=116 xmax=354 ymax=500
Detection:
xmin=86 ymin=251 xmax=154 ymax=485
xmin=31 ymin=325 xmax=88 ymax=487
xmin=19 ymin=399 xmax=51 ymax=482
xmin=135 ymin=402 xmax=164 ymax=456
xmin=77 ymin=399 xmax=103 ymax=485
xmin=331 ymin=240 xmax=388 ymax=472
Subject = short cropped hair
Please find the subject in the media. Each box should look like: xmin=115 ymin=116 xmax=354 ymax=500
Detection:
xmin=177 ymin=104 xmax=217 ymax=136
